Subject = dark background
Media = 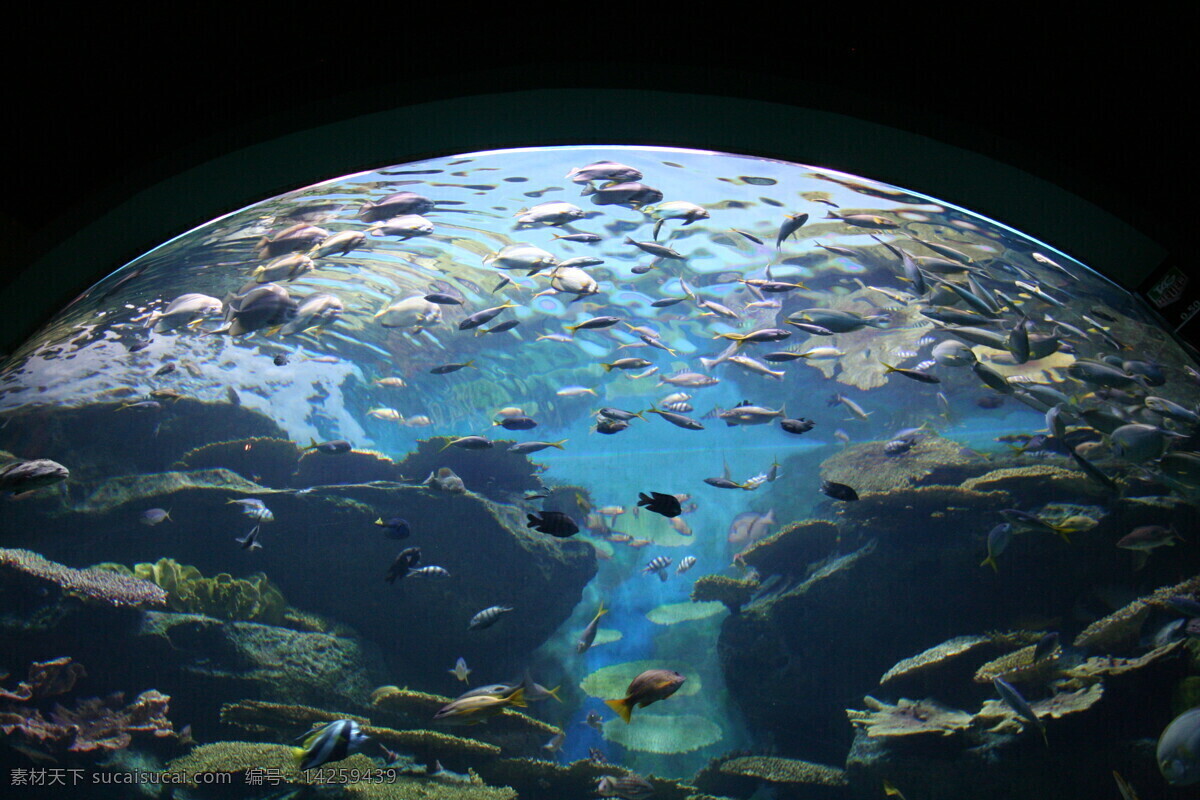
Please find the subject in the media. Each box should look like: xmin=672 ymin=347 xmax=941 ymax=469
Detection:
xmin=1 ymin=18 xmax=1188 ymax=350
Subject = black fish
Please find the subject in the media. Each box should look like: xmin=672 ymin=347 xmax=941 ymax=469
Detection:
xmin=375 ymin=517 xmax=411 ymax=540
xmin=424 ymin=293 xmax=463 ymax=305
xmin=1033 ymin=632 xmax=1059 ymax=662
xmin=598 ymin=407 xmax=643 ymax=422
xmin=306 ymin=439 xmax=351 ymax=454
xmin=786 ymin=321 xmax=835 ymax=336
xmin=596 ymin=418 xmax=629 ymax=435
xmin=527 ymin=511 xmax=580 ymax=537
xmin=638 ymin=491 xmax=682 ymax=518
xmin=154 ymin=363 xmax=176 ymax=377
xmin=479 ymin=319 xmax=520 ymax=335
xmin=780 ymin=417 xmax=816 ymax=434
xmin=776 ymin=212 xmax=809 ymax=248
xmin=820 ymin=479 xmax=859 ymax=502
xmin=236 ymin=524 xmax=262 ymax=550
xmin=650 ymin=297 xmax=687 ymax=308
xmin=431 ymin=361 xmax=476 ymax=374
xmin=386 ymin=547 xmax=422 ymax=583
xmin=497 ymin=416 xmax=538 ymax=430
xmin=273 ymin=354 xmax=289 ymax=366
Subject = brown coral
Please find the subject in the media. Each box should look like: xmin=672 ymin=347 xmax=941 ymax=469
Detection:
xmin=1073 ymin=573 xmax=1200 ymax=651
xmin=690 ymin=575 xmax=759 ymax=613
xmin=972 ymin=645 xmax=1061 ymax=685
xmin=0 ymin=657 xmax=87 ymax=702
xmin=0 ymin=548 xmax=167 ymax=608
xmin=974 ymin=684 xmax=1103 ymax=734
xmin=880 ymin=636 xmax=991 ymax=686
xmin=846 ymin=696 xmax=973 ymax=738
xmin=820 ymin=434 xmax=987 ymax=494
xmin=718 ymin=755 xmax=848 ymax=787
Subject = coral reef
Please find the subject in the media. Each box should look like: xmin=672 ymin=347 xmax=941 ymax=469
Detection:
xmin=580 ymin=661 xmax=702 ymax=701
xmin=602 ymin=713 xmax=724 ymax=754
xmin=719 ymin=755 xmax=848 ymax=786
xmin=971 ymin=644 xmax=1061 ymax=685
xmin=368 ymin=686 xmax=560 ymax=757
xmin=961 ymin=464 xmax=1102 ymax=504
xmin=738 ymin=520 xmax=840 ymax=578
xmin=116 ymin=558 xmax=287 ymax=624
xmin=846 ymin=696 xmax=973 ymax=738
xmin=646 ymin=601 xmax=727 ymax=626
xmin=879 ymin=635 xmax=991 ymax=686
xmin=174 ymin=436 xmax=302 ymax=488
xmin=136 ymin=612 xmax=384 ymax=715
xmin=1073 ymin=573 xmax=1200 ymax=651
xmin=973 ymin=683 xmax=1104 ymax=734
xmin=690 ymin=575 xmax=759 ymax=613
xmin=1 ymin=657 xmax=182 ymax=756
xmin=820 ymin=434 xmax=986 ymax=494
xmin=0 ymin=548 xmax=167 ymax=608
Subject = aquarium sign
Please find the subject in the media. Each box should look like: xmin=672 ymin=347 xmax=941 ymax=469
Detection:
xmin=1146 ymin=263 xmax=1188 ymax=309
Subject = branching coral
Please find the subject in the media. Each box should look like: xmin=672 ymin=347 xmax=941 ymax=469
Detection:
xmin=1 ymin=657 xmax=181 ymax=756
xmin=0 ymin=548 xmax=167 ymax=608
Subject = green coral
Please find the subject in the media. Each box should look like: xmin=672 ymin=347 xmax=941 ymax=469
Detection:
xmin=602 ymin=713 xmax=723 ymax=754
xmin=115 ymin=558 xmax=287 ymax=624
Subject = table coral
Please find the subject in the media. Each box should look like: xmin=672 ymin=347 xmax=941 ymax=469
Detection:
xmin=0 ymin=548 xmax=167 ymax=608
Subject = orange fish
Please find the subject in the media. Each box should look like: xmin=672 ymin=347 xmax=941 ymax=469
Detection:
xmin=607 ymin=533 xmax=633 ymax=543
xmin=604 ymin=669 xmax=686 ymax=723
xmin=627 ymin=538 xmax=653 ymax=548
xmin=669 ymin=517 xmax=692 ymax=536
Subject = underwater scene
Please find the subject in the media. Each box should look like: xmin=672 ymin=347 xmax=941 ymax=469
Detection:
xmin=1 ymin=145 xmax=1199 ymax=800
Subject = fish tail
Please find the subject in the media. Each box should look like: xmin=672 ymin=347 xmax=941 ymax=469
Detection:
xmin=881 ymin=362 xmax=897 ymax=373
xmin=549 ymin=439 xmax=568 ymax=449
xmin=1050 ymin=526 xmax=1072 ymax=545
xmin=565 ymin=324 xmax=580 ymax=335
xmin=637 ymin=492 xmax=651 ymax=506
xmin=291 ymin=747 xmax=308 ymax=768
xmin=505 ymin=687 xmax=527 ymax=708
xmin=604 ymin=698 xmax=633 ymax=724
xmin=980 ymin=555 xmax=998 ymax=572
xmin=546 ymin=685 xmax=563 ymax=703
xmin=465 ymin=360 xmax=476 ymax=369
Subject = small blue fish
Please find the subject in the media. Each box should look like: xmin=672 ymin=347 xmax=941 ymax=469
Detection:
xmin=140 ymin=508 xmax=171 ymax=526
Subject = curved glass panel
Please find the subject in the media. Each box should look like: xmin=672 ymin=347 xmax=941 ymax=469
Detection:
xmin=1 ymin=146 xmax=1197 ymax=797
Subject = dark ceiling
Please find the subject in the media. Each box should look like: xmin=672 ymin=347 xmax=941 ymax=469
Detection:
xmin=1 ymin=20 xmax=1186 ymax=352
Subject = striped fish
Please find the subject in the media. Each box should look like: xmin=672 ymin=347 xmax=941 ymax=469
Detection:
xmin=292 ymin=720 xmax=369 ymax=770
xmin=676 ymin=556 xmax=697 ymax=574
xmin=662 ymin=401 xmax=693 ymax=413
xmin=408 ymin=566 xmax=451 ymax=578
xmin=468 ymin=605 xmax=514 ymax=630
xmin=643 ymin=556 xmax=673 ymax=582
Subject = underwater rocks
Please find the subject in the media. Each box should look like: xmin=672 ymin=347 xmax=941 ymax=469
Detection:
xmin=396 ymin=437 xmax=546 ymax=501
xmin=709 ymin=470 xmax=1194 ymax=765
xmin=135 ymin=612 xmax=385 ymax=737
xmin=0 ymin=398 xmax=286 ymax=483
xmin=174 ymin=436 xmax=303 ymax=488
xmin=0 ymin=469 xmax=596 ymax=686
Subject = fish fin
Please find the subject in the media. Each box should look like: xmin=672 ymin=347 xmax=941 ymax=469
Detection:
xmin=505 ymin=687 xmax=526 ymax=708
xmin=980 ymin=555 xmax=999 ymax=572
xmin=637 ymin=492 xmax=651 ymax=506
xmin=601 ymin=363 xmax=614 ymax=372
xmin=546 ymin=685 xmax=563 ymax=703
xmin=291 ymin=746 xmax=309 ymax=768
xmin=551 ymin=439 xmax=568 ymax=449
xmin=604 ymin=698 xmax=633 ymax=724
xmin=1050 ymin=526 xmax=1072 ymax=545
